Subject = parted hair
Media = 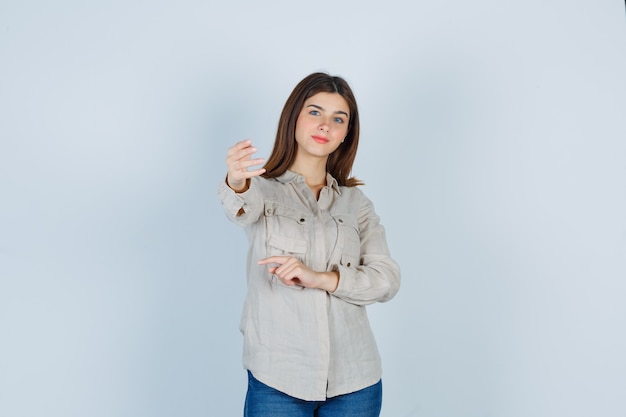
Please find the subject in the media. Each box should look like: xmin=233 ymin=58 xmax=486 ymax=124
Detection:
xmin=262 ymin=72 xmax=362 ymax=187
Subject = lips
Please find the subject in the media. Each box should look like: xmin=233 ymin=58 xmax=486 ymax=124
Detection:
xmin=312 ymin=135 xmax=329 ymax=144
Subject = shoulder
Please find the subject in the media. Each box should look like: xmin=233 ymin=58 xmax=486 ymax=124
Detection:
xmin=252 ymin=175 xmax=281 ymax=191
xmin=251 ymin=175 xmax=299 ymax=205
xmin=334 ymin=186 xmax=378 ymax=221
xmin=338 ymin=184 xmax=364 ymax=197
xmin=338 ymin=185 xmax=371 ymax=205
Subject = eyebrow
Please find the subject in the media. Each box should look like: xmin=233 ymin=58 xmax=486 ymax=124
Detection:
xmin=307 ymin=104 xmax=349 ymax=118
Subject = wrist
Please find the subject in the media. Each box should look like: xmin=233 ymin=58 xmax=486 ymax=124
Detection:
xmin=319 ymin=271 xmax=339 ymax=293
xmin=227 ymin=177 xmax=250 ymax=193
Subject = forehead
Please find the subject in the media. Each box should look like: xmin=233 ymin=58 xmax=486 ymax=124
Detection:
xmin=303 ymin=92 xmax=350 ymax=114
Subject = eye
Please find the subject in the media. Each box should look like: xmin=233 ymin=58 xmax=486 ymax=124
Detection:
xmin=309 ymin=110 xmax=320 ymax=116
xmin=334 ymin=117 xmax=345 ymax=124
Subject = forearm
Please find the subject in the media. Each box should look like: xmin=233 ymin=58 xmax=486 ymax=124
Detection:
xmin=331 ymin=256 xmax=401 ymax=305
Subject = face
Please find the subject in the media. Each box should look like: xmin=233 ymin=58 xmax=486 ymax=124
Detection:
xmin=294 ymin=92 xmax=350 ymax=162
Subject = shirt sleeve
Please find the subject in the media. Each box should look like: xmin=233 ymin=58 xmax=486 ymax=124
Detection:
xmin=331 ymin=191 xmax=401 ymax=306
xmin=217 ymin=176 xmax=264 ymax=226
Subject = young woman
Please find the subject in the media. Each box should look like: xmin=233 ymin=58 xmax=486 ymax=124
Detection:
xmin=218 ymin=72 xmax=400 ymax=417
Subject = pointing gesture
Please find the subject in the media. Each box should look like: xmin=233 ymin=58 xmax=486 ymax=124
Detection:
xmin=226 ymin=139 xmax=266 ymax=192
xmin=258 ymin=256 xmax=339 ymax=293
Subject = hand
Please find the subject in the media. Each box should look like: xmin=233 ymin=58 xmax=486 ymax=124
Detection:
xmin=226 ymin=139 xmax=266 ymax=192
xmin=258 ymin=256 xmax=339 ymax=292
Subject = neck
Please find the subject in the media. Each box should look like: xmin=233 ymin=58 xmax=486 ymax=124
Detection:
xmin=289 ymin=155 xmax=327 ymax=188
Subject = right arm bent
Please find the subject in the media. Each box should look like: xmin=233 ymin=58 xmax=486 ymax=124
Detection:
xmin=225 ymin=139 xmax=266 ymax=192
xmin=218 ymin=139 xmax=266 ymax=225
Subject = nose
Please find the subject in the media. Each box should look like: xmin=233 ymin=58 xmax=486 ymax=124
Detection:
xmin=318 ymin=123 xmax=329 ymax=133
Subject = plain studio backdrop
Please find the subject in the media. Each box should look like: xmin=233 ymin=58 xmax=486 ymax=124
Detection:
xmin=1 ymin=1 xmax=625 ymax=416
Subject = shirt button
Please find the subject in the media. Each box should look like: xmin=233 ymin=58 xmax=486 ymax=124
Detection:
xmin=346 ymin=262 xmax=351 ymax=267
xmin=266 ymin=208 xmax=273 ymax=215
xmin=338 ymin=218 xmax=344 ymax=223
xmin=299 ymin=218 xmax=306 ymax=223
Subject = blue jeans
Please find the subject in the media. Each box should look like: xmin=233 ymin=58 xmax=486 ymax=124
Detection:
xmin=244 ymin=371 xmax=383 ymax=417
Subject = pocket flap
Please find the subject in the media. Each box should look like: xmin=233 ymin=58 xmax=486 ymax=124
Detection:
xmin=340 ymin=253 xmax=358 ymax=268
xmin=268 ymin=234 xmax=307 ymax=254
xmin=333 ymin=214 xmax=359 ymax=231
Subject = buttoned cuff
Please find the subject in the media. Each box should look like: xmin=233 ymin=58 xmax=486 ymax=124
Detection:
xmin=331 ymin=263 xmax=357 ymax=297
xmin=217 ymin=176 xmax=259 ymax=221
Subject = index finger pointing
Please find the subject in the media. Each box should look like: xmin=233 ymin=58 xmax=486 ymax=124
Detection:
xmin=257 ymin=256 xmax=288 ymax=265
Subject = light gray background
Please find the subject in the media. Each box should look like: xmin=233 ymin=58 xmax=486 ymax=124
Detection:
xmin=1 ymin=1 xmax=625 ymax=416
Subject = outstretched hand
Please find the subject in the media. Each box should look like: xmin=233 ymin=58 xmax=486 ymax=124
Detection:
xmin=258 ymin=256 xmax=339 ymax=293
xmin=226 ymin=139 xmax=266 ymax=192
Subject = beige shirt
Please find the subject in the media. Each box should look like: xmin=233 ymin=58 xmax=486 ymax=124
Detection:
xmin=218 ymin=170 xmax=400 ymax=401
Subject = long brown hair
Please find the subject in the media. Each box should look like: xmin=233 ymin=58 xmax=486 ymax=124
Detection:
xmin=262 ymin=72 xmax=362 ymax=187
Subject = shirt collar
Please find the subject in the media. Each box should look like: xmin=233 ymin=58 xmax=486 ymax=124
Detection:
xmin=276 ymin=170 xmax=342 ymax=195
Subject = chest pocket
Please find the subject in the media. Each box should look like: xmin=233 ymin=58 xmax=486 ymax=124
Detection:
xmin=332 ymin=213 xmax=360 ymax=262
xmin=264 ymin=201 xmax=309 ymax=290
xmin=264 ymin=201 xmax=309 ymax=259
